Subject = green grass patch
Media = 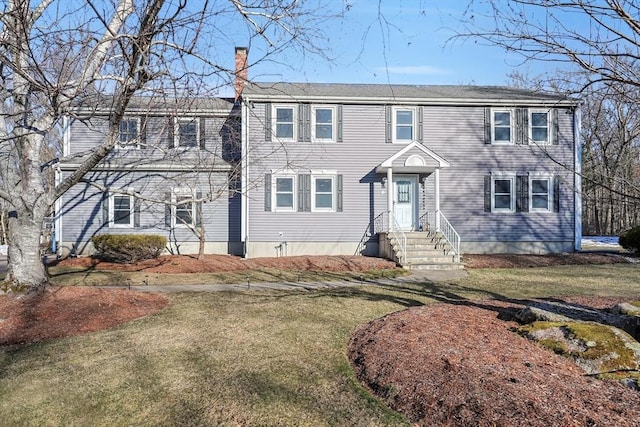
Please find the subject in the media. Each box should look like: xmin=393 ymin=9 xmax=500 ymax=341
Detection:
xmin=1 ymin=263 xmax=639 ymax=425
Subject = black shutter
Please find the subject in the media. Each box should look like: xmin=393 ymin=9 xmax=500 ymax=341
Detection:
xmin=167 ymin=117 xmax=175 ymax=148
xmin=102 ymin=191 xmax=110 ymax=226
xmin=553 ymin=175 xmax=560 ymax=212
xmin=134 ymin=197 xmax=141 ymax=227
xmin=304 ymin=104 xmax=311 ymax=142
xmin=484 ymin=107 xmax=492 ymax=144
xmin=199 ymin=117 xmax=206 ymax=150
xmin=304 ymin=174 xmax=311 ymax=212
xmin=139 ymin=116 xmax=147 ymax=147
xmin=336 ymin=105 xmax=343 ymax=142
xmin=165 ymin=192 xmax=172 ymax=227
xmin=298 ymin=174 xmax=311 ymax=212
xmin=385 ymin=105 xmax=392 ymax=143
xmin=264 ymin=174 xmax=272 ymax=211
xmin=521 ymin=108 xmax=529 ymax=145
xmin=265 ymin=103 xmax=272 ymax=141
xmin=552 ymin=109 xmax=560 ymax=145
xmin=417 ymin=106 xmax=423 ymax=143
xmin=337 ymin=174 xmax=343 ymax=212
xmin=195 ymin=191 xmax=203 ymax=226
xmin=484 ymin=175 xmax=492 ymax=212
xmin=516 ymin=175 xmax=529 ymax=213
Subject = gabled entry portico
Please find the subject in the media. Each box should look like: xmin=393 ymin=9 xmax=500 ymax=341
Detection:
xmin=376 ymin=141 xmax=450 ymax=232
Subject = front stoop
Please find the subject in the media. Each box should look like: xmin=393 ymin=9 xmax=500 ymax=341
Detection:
xmin=389 ymin=231 xmax=464 ymax=270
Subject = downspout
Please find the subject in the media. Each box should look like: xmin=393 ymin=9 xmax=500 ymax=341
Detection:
xmin=574 ymin=105 xmax=582 ymax=251
xmin=53 ymin=164 xmax=61 ymax=255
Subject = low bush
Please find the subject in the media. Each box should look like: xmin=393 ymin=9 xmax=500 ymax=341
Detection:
xmin=619 ymin=226 xmax=640 ymax=253
xmin=91 ymin=234 xmax=167 ymax=263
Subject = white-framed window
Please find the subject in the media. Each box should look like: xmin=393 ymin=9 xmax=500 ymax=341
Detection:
xmin=117 ymin=118 xmax=139 ymax=149
xmin=491 ymin=109 xmax=514 ymax=144
xmin=174 ymin=117 xmax=199 ymax=148
xmin=491 ymin=173 xmax=515 ymax=212
xmin=529 ymin=109 xmax=550 ymax=145
xmin=312 ymin=175 xmax=335 ymax=212
xmin=529 ymin=174 xmax=553 ymax=212
xmin=273 ymin=105 xmax=296 ymax=140
xmin=273 ymin=175 xmax=296 ymax=211
xmin=312 ymin=106 xmax=335 ymax=142
xmin=172 ymin=190 xmax=196 ymax=227
xmin=110 ymin=193 xmax=135 ymax=227
xmin=393 ymin=107 xmax=415 ymax=143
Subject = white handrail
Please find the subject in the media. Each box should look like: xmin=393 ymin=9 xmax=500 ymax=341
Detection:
xmin=391 ymin=217 xmax=407 ymax=265
xmin=438 ymin=211 xmax=460 ymax=263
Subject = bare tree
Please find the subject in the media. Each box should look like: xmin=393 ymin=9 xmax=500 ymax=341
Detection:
xmin=459 ymin=0 xmax=640 ymax=92
xmin=0 ymin=0 xmax=335 ymax=293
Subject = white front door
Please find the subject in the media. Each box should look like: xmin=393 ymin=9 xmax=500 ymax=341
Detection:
xmin=393 ymin=176 xmax=417 ymax=230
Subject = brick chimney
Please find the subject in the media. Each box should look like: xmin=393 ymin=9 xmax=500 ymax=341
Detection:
xmin=234 ymin=47 xmax=248 ymax=100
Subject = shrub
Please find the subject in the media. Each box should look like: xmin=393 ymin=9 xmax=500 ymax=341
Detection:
xmin=91 ymin=234 xmax=167 ymax=263
xmin=619 ymin=226 xmax=640 ymax=253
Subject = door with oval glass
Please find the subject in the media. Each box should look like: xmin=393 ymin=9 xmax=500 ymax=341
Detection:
xmin=393 ymin=175 xmax=418 ymax=230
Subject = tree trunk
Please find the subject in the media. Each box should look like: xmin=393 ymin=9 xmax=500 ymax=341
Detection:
xmin=4 ymin=207 xmax=49 ymax=294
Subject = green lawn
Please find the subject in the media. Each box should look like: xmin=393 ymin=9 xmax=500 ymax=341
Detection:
xmin=1 ymin=264 xmax=638 ymax=426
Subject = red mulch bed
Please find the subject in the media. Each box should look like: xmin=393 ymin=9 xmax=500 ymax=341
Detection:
xmin=349 ymin=296 xmax=640 ymax=426
xmin=464 ymin=251 xmax=633 ymax=268
xmin=51 ymin=254 xmax=399 ymax=273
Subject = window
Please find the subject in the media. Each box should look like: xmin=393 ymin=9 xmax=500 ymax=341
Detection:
xmin=530 ymin=175 xmax=552 ymax=212
xmin=492 ymin=109 xmax=513 ymax=144
xmin=108 ymin=194 xmax=134 ymax=227
xmin=393 ymin=108 xmax=415 ymax=143
xmin=492 ymin=175 xmax=515 ymax=212
xmin=529 ymin=110 xmax=550 ymax=144
xmin=175 ymin=118 xmax=199 ymax=147
xmin=313 ymin=176 xmax=334 ymax=211
xmin=274 ymin=106 xmax=295 ymax=140
xmin=117 ymin=118 xmax=139 ymax=149
xmin=174 ymin=195 xmax=195 ymax=226
xmin=274 ymin=176 xmax=295 ymax=211
xmin=312 ymin=107 xmax=335 ymax=141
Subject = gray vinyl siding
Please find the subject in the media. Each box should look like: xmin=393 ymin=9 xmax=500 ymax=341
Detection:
xmin=59 ymin=170 xmax=230 ymax=253
xmin=68 ymin=115 xmax=235 ymax=161
xmin=246 ymin=101 xmax=577 ymax=248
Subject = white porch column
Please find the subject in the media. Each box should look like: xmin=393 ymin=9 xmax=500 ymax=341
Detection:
xmin=434 ymin=168 xmax=441 ymax=231
xmin=387 ymin=167 xmax=393 ymax=232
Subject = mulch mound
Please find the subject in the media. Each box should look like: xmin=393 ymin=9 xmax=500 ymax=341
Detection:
xmin=349 ymin=297 xmax=640 ymax=427
xmin=0 ymin=287 xmax=169 ymax=346
xmin=464 ymin=252 xmax=632 ymax=268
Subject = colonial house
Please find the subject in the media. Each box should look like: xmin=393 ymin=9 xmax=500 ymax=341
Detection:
xmin=239 ymin=82 xmax=581 ymax=268
xmin=55 ymin=49 xmax=581 ymax=269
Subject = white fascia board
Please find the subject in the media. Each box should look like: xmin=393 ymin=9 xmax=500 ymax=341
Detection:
xmin=243 ymin=94 xmax=578 ymax=108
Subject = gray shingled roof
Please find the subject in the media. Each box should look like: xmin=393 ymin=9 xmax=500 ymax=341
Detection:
xmin=75 ymin=94 xmax=236 ymax=114
xmin=243 ymin=82 xmax=577 ymax=105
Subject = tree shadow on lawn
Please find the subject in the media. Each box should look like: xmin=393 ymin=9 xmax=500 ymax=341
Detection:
xmin=279 ymin=275 xmax=640 ymax=339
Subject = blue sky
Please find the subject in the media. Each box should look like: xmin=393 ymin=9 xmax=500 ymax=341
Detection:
xmin=236 ymin=1 xmax=559 ymax=90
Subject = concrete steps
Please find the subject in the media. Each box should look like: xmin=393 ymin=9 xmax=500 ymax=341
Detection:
xmin=389 ymin=231 xmax=464 ymax=271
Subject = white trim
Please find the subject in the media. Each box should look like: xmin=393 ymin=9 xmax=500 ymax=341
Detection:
xmin=116 ymin=117 xmax=141 ymax=150
xmin=491 ymin=108 xmax=515 ymax=145
xmin=311 ymin=175 xmax=336 ymax=212
xmin=378 ymin=141 xmax=450 ymax=171
xmin=272 ymin=104 xmax=297 ymax=141
xmin=174 ymin=117 xmax=200 ymax=148
xmin=574 ymin=107 xmax=583 ymax=250
xmin=62 ymin=116 xmax=71 ymax=157
xmin=172 ymin=189 xmax=196 ymax=228
xmin=529 ymin=173 xmax=553 ymax=213
xmin=311 ymin=105 xmax=336 ymax=142
xmin=109 ymin=192 xmax=135 ymax=228
xmin=528 ymin=109 xmax=551 ymax=145
xmin=392 ymin=106 xmax=416 ymax=144
xmin=272 ymin=175 xmax=296 ymax=212
xmin=491 ymin=172 xmax=516 ymax=213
